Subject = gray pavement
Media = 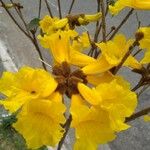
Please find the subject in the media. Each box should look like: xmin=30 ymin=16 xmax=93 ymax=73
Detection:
xmin=0 ymin=0 xmax=150 ymax=150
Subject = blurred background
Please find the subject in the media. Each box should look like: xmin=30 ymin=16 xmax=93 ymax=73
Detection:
xmin=0 ymin=0 xmax=150 ymax=150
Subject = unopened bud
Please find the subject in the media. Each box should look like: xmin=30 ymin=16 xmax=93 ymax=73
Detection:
xmin=135 ymin=31 xmax=144 ymax=41
xmin=84 ymin=12 xmax=102 ymax=22
xmin=78 ymin=12 xmax=102 ymax=25
xmin=3 ymin=3 xmax=14 ymax=9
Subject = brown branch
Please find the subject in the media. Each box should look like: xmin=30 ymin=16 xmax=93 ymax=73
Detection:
xmin=131 ymin=78 xmax=144 ymax=91
xmin=57 ymin=115 xmax=72 ymax=150
xmin=57 ymin=0 xmax=62 ymax=18
xmin=113 ymin=40 xmax=138 ymax=75
xmin=106 ymin=26 xmax=115 ymax=38
xmin=38 ymin=0 xmax=42 ymax=19
xmin=31 ymin=33 xmax=47 ymax=70
xmin=68 ymin=0 xmax=75 ymax=14
xmin=108 ymin=8 xmax=134 ymax=40
xmin=138 ymin=85 xmax=150 ymax=97
xmin=44 ymin=0 xmax=53 ymax=17
xmin=0 ymin=0 xmax=31 ymax=40
xmin=125 ymin=107 xmax=150 ymax=122
xmin=88 ymin=0 xmax=101 ymax=57
xmin=100 ymin=0 xmax=106 ymax=42
xmin=9 ymin=0 xmax=32 ymax=37
xmin=133 ymin=49 xmax=142 ymax=57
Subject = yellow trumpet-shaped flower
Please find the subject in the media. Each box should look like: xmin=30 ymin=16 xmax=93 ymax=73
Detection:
xmin=136 ymin=27 xmax=150 ymax=64
xmin=38 ymin=31 xmax=96 ymax=67
xmin=77 ymin=79 xmax=137 ymax=132
xmin=82 ymin=34 xmax=141 ymax=75
xmin=0 ymin=67 xmax=67 ymax=149
xmin=70 ymin=94 xmax=115 ymax=150
xmin=39 ymin=15 xmax=68 ymax=35
xmin=109 ymin=0 xmax=150 ymax=15
xmin=13 ymin=92 xmax=66 ymax=149
xmin=96 ymin=80 xmax=137 ymax=131
xmin=0 ymin=66 xmax=57 ymax=112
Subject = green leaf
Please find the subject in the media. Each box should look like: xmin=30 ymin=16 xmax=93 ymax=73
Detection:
xmin=27 ymin=18 xmax=40 ymax=31
xmin=37 ymin=146 xmax=48 ymax=150
xmin=2 ymin=114 xmax=17 ymax=128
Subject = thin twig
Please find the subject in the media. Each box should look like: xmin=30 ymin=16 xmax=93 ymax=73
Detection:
xmin=57 ymin=0 xmax=62 ymax=18
xmin=57 ymin=115 xmax=72 ymax=150
xmin=68 ymin=0 xmax=75 ymax=14
xmin=108 ymin=8 xmax=134 ymax=40
xmin=125 ymin=107 xmax=150 ymax=122
xmin=113 ymin=40 xmax=138 ymax=75
xmin=138 ymin=85 xmax=150 ymax=97
xmin=135 ymin=12 xmax=141 ymax=29
xmin=34 ymin=0 xmax=42 ymax=32
xmin=1 ymin=0 xmax=47 ymax=70
xmin=88 ymin=0 xmax=101 ymax=57
xmin=133 ymin=49 xmax=142 ymax=57
xmin=31 ymin=33 xmax=47 ymax=70
xmin=44 ymin=0 xmax=53 ymax=17
xmin=9 ymin=0 xmax=31 ymax=36
xmin=38 ymin=0 xmax=42 ymax=19
xmin=131 ymin=78 xmax=144 ymax=91
xmin=100 ymin=0 xmax=106 ymax=42
xmin=0 ymin=0 xmax=31 ymax=40
xmin=106 ymin=26 xmax=115 ymax=38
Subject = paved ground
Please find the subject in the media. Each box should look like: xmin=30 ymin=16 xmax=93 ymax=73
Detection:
xmin=0 ymin=0 xmax=150 ymax=150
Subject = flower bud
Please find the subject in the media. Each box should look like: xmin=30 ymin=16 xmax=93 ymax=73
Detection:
xmin=3 ymin=3 xmax=14 ymax=9
xmin=54 ymin=18 xmax=68 ymax=29
xmin=84 ymin=12 xmax=102 ymax=22
xmin=135 ymin=32 xmax=144 ymax=41
xmin=78 ymin=12 xmax=102 ymax=25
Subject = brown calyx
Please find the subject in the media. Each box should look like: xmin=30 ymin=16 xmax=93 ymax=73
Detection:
xmin=66 ymin=14 xmax=85 ymax=29
xmin=53 ymin=62 xmax=87 ymax=97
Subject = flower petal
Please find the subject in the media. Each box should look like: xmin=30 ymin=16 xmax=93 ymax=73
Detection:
xmin=70 ymin=50 xmax=96 ymax=67
xmin=82 ymin=57 xmax=113 ymax=75
xmin=13 ymin=93 xmax=66 ymax=149
xmin=78 ymin=83 xmax=101 ymax=105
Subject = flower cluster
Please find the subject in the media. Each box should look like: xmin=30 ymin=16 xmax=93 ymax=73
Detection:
xmin=0 ymin=6 xmax=150 ymax=150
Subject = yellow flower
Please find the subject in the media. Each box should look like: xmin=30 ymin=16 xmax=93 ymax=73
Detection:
xmin=136 ymin=27 xmax=150 ymax=64
xmin=0 ymin=67 xmax=66 ymax=149
xmin=38 ymin=31 xmax=96 ymax=67
xmin=96 ymin=80 xmax=137 ymax=131
xmin=70 ymin=94 xmax=115 ymax=150
xmin=0 ymin=66 xmax=57 ymax=112
xmin=137 ymin=27 xmax=150 ymax=49
xmin=78 ymin=79 xmax=137 ymax=132
xmin=144 ymin=115 xmax=150 ymax=122
xmin=109 ymin=0 xmax=150 ymax=15
xmin=72 ymin=32 xmax=91 ymax=51
xmin=82 ymin=34 xmax=141 ymax=75
xmin=86 ymin=71 xmax=130 ymax=87
xmin=78 ymin=12 xmax=102 ymax=25
xmin=141 ymin=50 xmax=150 ymax=64
xmin=39 ymin=15 xmax=68 ymax=35
xmin=13 ymin=92 xmax=66 ymax=149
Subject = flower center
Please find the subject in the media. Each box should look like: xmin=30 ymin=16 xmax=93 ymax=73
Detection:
xmin=52 ymin=61 xmax=87 ymax=97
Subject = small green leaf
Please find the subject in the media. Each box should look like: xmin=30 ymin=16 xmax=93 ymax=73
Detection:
xmin=37 ymin=145 xmax=48 ymax=150
xmin=27 ymin=18 xmax=40 ymax=31
xmin=2 ymin=114 xmax=17 ymax=128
